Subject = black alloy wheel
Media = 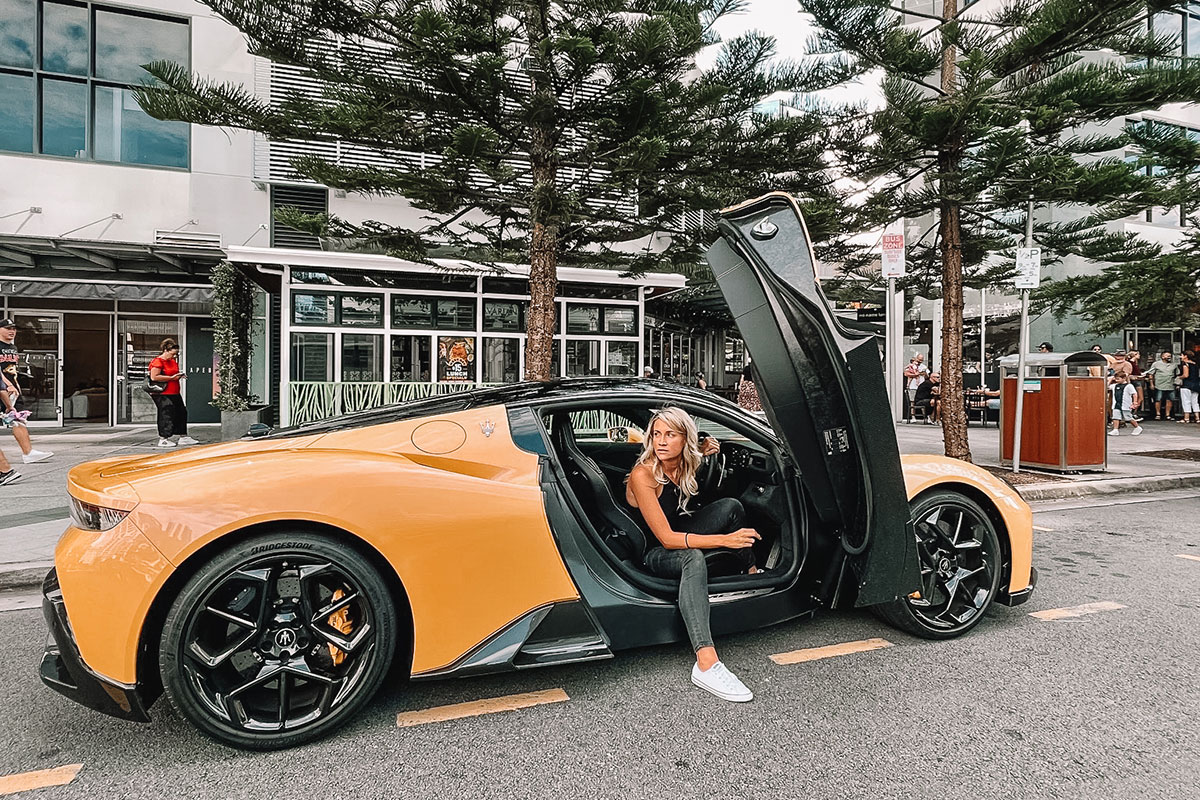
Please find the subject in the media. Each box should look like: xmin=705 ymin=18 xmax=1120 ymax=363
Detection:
xmin=876 ymin=491 xmax=1002 ymax=640
xmin=159 ymin=533 xmax=397 ymax=750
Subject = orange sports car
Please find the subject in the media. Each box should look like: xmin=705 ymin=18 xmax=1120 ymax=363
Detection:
xmin=40 ymin=193 xmax=1035 ymax=749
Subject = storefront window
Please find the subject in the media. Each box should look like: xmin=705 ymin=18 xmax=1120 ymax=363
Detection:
xmin=606 ymin=341 xmax=638 ymax=376
xmin=390 ymin=335 xmax=431 ymax=382
xmin=483 ymin=300 xmax=523 ymax=332
xmin=342 ymin=334 xmax=383 ymax=382
xmin=437 ymin=336 xmax=476 ymax=382
xmin=339 ymin=294 xmax=383 ymax=326
xmin=604 ymin=307 xmax=637 ymax=334
xmin=566 ymin=305 xmax=601 ymax=334
xmin=436 ymin=298 xmax=475 ymax=330
xmin=293 ymin=293 xmax=335 ymax=325
xmin=291 ymin=332 xmax=332 ymax=381
xmin=566 ymin=340 xmax=601 ymax=376
xmin=392 ymin=297 xmax=433 ymax=328
xmin=482 ymin=338 xmax=520 ymax=383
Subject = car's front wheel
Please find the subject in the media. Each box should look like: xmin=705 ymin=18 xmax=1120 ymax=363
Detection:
xmin=876 ymin=490 xmax=1002 ymax=640
xmin=159 ymin=532 xmax=397 ymax=750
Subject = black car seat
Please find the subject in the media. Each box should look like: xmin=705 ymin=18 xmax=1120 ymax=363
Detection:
xmin=551 ymin=416 xmax=747 ymax=578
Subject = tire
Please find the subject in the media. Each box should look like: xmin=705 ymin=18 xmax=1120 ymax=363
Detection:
xmin=876 ymin=490 xmax=1002 ymax=640
xmin=159 ymin=531 xmax=397 ymax=750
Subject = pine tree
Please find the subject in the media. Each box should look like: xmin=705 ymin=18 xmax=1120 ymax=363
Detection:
xmin=135 ymin=0 xmax=837 ymax=380
xmin=795 ymin=0 xmax=1200 ymax=461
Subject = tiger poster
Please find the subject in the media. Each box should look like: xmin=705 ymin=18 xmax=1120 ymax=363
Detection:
xmin=438 ymin=336 xmax=475 ymax=382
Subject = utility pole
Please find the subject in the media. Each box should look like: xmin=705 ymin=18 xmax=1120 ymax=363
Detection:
xmin=1012 ymin=197 xmax=1037 ymax=474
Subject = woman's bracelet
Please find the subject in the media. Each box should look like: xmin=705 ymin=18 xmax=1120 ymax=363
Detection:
xmin=684 ymin=533 xmax=691 ymax=549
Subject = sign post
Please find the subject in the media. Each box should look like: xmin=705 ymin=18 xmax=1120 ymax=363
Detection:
xmin=1011 ymin=205 xmax=1040 ymax=474
xmin=881 ymin=231 xmax=906 ymax=422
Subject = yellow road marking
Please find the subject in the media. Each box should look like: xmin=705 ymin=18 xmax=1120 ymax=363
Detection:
xmin=1032 ymin=525 xmax=1054 ymax=532
xmin=0 ymin=764 xmax=82 ymax=796
xmin=1029 ymin=601 xmax=1126 ymax=621
xmin=396 ymin=688 xmax=569 ymax=728
xmin=1176 ymin=554 xmax=1200 ymax=563
xmin=769 ymin=637 xmax=893 ymax=666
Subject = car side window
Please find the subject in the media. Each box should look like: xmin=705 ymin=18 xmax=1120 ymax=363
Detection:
xmin=568 ymin=409 xmax=644 ymax=442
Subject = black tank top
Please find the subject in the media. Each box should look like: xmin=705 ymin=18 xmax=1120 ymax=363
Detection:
xmin=655 ymin=478 xmax=692 ymax=529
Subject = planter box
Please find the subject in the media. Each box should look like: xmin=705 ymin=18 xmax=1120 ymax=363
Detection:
xmin=220 ymin=407 xmax=269 ymax=441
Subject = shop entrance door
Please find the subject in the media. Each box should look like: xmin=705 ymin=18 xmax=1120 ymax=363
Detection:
xmin=117 ymin=318 xmax=179 ymax=425
xmin=10 ymin=314 xmax=62 ymax=426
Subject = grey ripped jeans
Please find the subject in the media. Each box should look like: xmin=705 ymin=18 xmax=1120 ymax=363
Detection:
xmin=642 ymin=498 xmax=755 ymax=652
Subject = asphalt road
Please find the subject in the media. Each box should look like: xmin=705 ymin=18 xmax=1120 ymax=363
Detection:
xmin=1 ymin=491 xmax=1197 ymax=800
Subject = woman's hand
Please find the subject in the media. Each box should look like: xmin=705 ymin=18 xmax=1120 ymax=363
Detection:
xmin=700 ymin=437 xmax=721 ymax=457
xmin=722 ymin=528 xmax=761 ymax=549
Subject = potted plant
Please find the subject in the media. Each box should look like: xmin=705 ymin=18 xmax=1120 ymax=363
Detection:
xmin=210 ymin=260 xmax=266 ymax=440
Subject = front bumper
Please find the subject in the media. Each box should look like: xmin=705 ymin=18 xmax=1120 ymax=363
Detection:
xmin=39 ymin=569 xmax=151 ymax=723
xmin=996 ymin=565 xmax=1038 ymax=607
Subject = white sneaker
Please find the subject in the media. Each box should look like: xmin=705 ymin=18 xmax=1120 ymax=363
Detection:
xmin=691 ymin=661 xmax=753 ymax=703
xmin=1108 ymin=429 xmax=1119 ymax=437
xmin=157 ymin=438 xmax=177 ymax=448
xmin=22 ymin=449 xmax=53 ymax=464
xmin=176 ymin=436 xmax=200 ymax=445
xmin=1131 ymin=426 xmax=1143 ymax=436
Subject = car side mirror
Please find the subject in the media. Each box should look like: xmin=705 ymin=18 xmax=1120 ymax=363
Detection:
xmin=607 ymin=426 xmax=629 ymax=443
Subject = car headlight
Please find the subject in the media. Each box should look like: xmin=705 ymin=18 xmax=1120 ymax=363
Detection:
xmin=69 ymin=497 xmax=130 ymax=531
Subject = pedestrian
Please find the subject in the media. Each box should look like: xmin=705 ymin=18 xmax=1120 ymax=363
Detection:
xmin=0 ymin=318 xmax=53 ymax=465
xmin=693 ymin=371 xmax=708 ymax=390
xmin=903 ymin=353 xmax=928 ymax=422
xmin=1179 ymin=351 xmax=1199 ymax=424
xmin=1038 ymin=341 xmax=1053 ymax=353
xmin=1109 ymin=372 xmax=1143 ymax=436
xmin=148 ymin=338 xmax=199 ymax=448
xmin=1144 ymin=351 xmax=1179 ymax=421
xmin=736 ymin=363 xmax=763 ymax=412
xmin=643 ymin=366 xmax=655 ymax=379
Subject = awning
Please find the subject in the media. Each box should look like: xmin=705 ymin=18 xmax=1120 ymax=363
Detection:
xmin=0 ymin=233 xmax=225 ymax=277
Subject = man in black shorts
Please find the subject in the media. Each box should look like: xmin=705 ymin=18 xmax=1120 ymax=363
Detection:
xmin=0 ymin=319 xmax=53 ymax=465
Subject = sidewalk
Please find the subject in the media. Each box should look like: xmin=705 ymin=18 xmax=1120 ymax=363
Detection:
xmin=0 ymin=424 xmax=220 ymax=590
xmin=895 ymin=417 xmax=1200 ymax=501
xmin=3 ymin=419 xmax=1198 ymax=591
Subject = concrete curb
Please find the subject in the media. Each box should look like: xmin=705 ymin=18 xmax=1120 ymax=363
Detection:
xmin=0 ymin=562 xmax=52 ymax=593
xmin=1018 ymin=473 xmax=1200 ymax=502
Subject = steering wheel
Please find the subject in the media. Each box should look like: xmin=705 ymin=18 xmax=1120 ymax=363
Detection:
xmin=696 ymin=433 xmax=726 ymax=498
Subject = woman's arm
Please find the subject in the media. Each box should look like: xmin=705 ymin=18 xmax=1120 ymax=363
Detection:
xmin=627 ymin=466 xmax=758 ymax=551
xmin=149 ymin=362 xmax=183 ymax=383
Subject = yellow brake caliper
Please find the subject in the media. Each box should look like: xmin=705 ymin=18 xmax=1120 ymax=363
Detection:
xmin=327 ymin=588 xmax=353 ymax=666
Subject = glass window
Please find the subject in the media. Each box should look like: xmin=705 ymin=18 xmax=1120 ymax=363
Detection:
xmin=1189 ymin=14 xmax=1200 ymax=57
xmin=41 ymin=2 xmax=88 ymax=76
xmin=566 ymin=304 xmax=601 ymax=334
xmin=390 ymin=335 xmax=431 ymax=382
xmin=558 ymin=282 xmax=638 ymax=300
xmin=436 ymin=298 xmax=475 ymax=329
xmin=482 ymin=338 xmax=520 ymax=383
xmin=291 ymin=332 xmax=332 ymax=381
xmin=0 ymin=72 xmax=34 ymax=152
xmin=0 ymin=0 xmax=36 ymax=68
xmin=482 ymin=277 xmax=529 ymax=295
xmin=94 ymin=9 xmax=189 ymax=84
xmin=437 ymin=336 xmax=476 ymax=382
xmin=603 ymin=307 xmax=637 ymax=334
xmin=93 ymin=85 xmax=189 ymax=167
xmin=392 ymin=297 xmax=433 ymax=328
xmin=40 ymin=78 xmax=86 ymax=157
xmin=605 ymin=341 xmax=638 ymax=376
xmin=483 ymin=300 xmax=523 ymax=332
xmin=566 ymin=340 xmax=601 ymax=376
xmin=341 ymin=334 xmax=382 ymax=382
xmin=338 ymin=294 xmax=383 ymax=326
xmin=292 ymin=293 xmax=335 ymax=325
xmin=1154 ymin=12 xmax=1185 ymax=56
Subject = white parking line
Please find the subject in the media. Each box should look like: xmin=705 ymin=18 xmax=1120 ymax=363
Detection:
xmin=396 ymin=688 xmax=569 ymax=728
xmin=1029 ymin=601 xmax=1126 ymax=621
xmin=769 ymin=638 xmax=893 ymax=665
xmin=0 ymin=765 xmax=82 ymax=796
xmin=1176 ymin=554 xmax=1200 ymax=563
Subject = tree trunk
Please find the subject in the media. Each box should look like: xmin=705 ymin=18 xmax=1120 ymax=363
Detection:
xmin=939 ymin=0 xmax=971 ymax=461
xmin=522 ymin=0 xmax=558 ymax=382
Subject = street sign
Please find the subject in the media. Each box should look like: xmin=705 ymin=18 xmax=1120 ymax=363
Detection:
xmin=1015 ymin=247 xmax=1041 ymax=289
xmin=881 ymin=233 xmax=906 ymax=278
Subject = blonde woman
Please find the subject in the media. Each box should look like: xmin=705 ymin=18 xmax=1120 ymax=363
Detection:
xmin=625 ymin=406 xmax=761 ymax=702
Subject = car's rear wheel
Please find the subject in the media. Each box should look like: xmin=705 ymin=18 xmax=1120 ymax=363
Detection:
xmin=159 ymin=532 xmax=397 ymax=750
xmin=876 ymin=490 xmax=1002 ymax=640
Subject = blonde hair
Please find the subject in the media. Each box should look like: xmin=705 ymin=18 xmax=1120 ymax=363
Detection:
xmin=632 ymin=406 xmax=704 ymax=513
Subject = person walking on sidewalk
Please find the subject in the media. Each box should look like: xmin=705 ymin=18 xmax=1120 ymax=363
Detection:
xmin=1145 ymin=351 xmax=1180 ymax=421
xmin=0 ymin=318 xmax=53 ymax=465
xmin=148 ymin=338 xmax=199 ymax=448
xmin=0 ymin=445 xmax=20 ymax=485
xmin=1109 ymin=373 xmax=1143 ymax=437
xmin=1179 ymin=351 xmax=1199 ymax=424
xmin=903 ymin=353 xmax=927 ymax=422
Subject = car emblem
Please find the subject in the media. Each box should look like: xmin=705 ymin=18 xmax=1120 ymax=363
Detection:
xmin=751 ymin=218 xmax=778 ymax=240
xmin=275 ymin=629 xmax=297 ymax=649
xmin=480 ymin=419 xmax=495 ymax=438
